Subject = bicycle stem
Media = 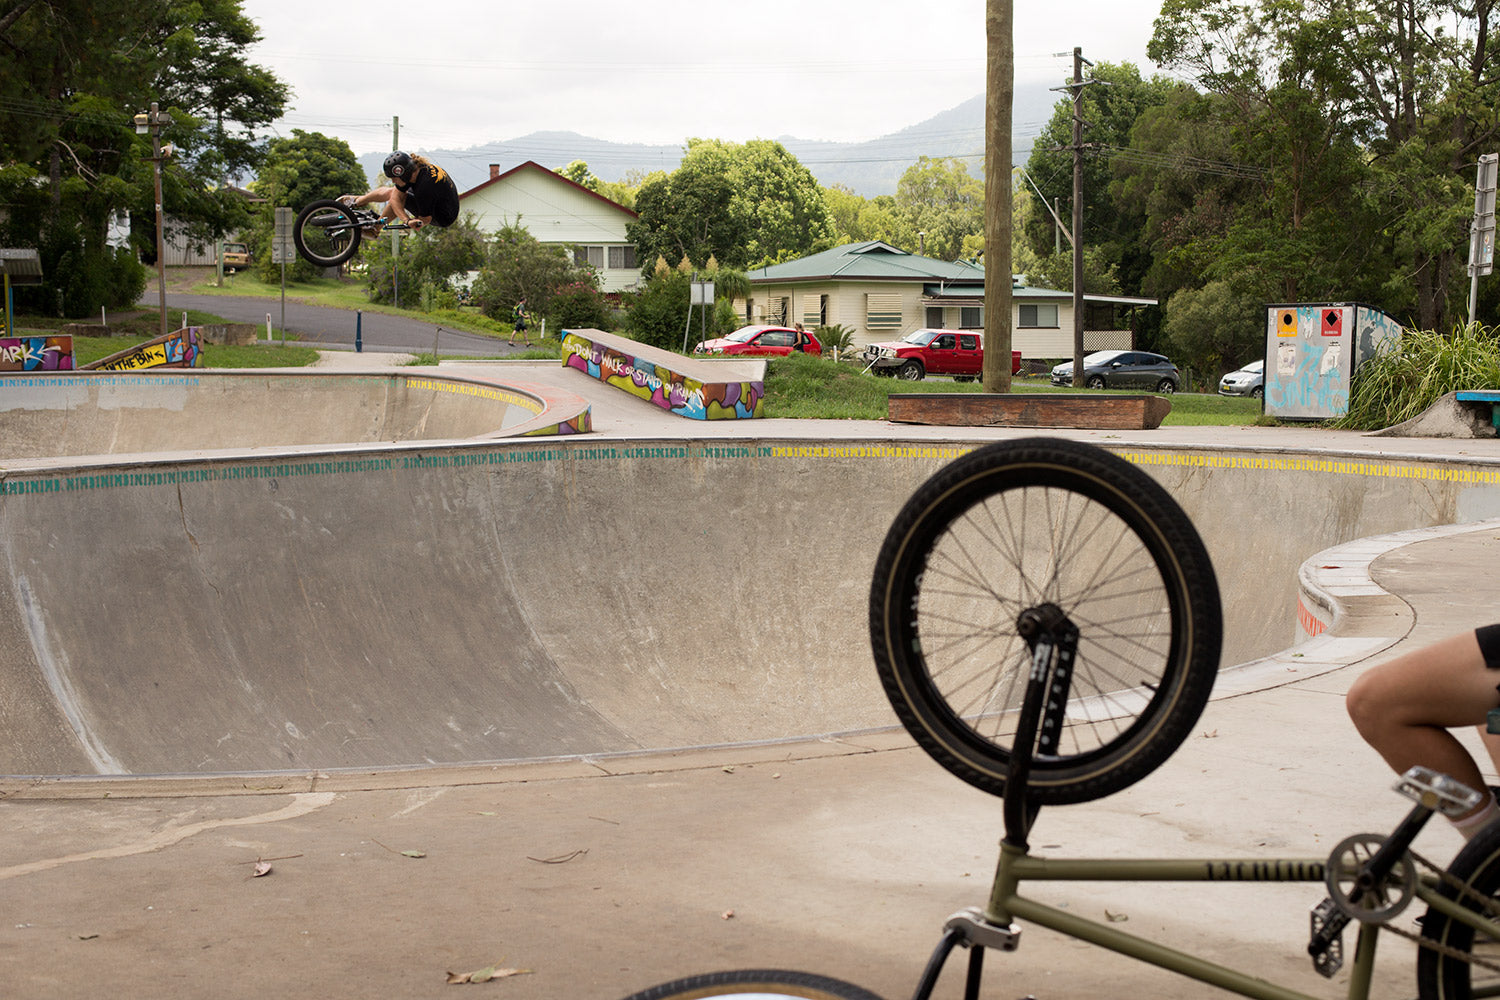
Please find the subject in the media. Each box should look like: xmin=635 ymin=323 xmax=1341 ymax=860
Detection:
xmin=1003 ymin=606 xmax=1080 ymax=850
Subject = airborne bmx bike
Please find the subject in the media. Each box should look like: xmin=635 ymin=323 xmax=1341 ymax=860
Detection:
xmin=291 ymin=198 xmax=418 ymax=267
xmin=619 ymin=437 xmax=1500 ymax=1000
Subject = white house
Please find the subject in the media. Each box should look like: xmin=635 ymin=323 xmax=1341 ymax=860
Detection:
xmin=458 ymin=161 xmax=641 ymax=294
xmin=744 ymin=241 xmax=1157 ymax=361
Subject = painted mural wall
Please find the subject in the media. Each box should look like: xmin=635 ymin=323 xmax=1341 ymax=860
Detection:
xmin=0 ymin=335 xmax=75 ymax=372
xmin=561 ymin=330 xmax=763 ymax=420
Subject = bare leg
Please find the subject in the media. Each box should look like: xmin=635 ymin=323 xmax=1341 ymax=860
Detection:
xmin=1347 ymin=630 xmax=1499 ymax=819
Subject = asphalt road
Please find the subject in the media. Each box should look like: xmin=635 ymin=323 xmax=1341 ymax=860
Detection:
xmin=145 ymin=291 xmax=514 ymax=357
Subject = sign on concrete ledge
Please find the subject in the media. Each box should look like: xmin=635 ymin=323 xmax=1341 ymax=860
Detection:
xmin=82 ymin=326 xmax=202 ymax=371
xmin=561 ymin=328 xmax=764 ymax=420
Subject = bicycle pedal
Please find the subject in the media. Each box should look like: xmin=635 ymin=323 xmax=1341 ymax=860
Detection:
xmin=1396 ymin=765 xmax=1483 ymax=817
xmin=1308 ymin=898 xmax=1344 ymax=978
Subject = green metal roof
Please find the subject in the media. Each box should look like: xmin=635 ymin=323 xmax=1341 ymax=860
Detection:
xmin=748 ymin=241 xmax=983 ymax=283
xmin=749 ymin=242 xmax=1157 ymax=306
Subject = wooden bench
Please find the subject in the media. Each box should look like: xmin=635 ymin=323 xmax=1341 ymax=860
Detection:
xmin=1456 ymin=390 xmax=1500 ymax=431
xmin=888 ymin=392 xmax=1173 ymax=430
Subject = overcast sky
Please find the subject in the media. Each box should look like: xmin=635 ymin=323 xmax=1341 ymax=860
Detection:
xmin=238 ymin=0 xmax=1168 ymax=157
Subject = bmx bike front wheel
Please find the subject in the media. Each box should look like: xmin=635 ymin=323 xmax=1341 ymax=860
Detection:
xmin=292 ymin=199 xmax=362 ymax=267
xmin=869 ymin=437 xmax=1222 ymax=805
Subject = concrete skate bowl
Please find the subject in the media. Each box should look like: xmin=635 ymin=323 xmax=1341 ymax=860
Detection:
xmin=0 ymin=370 xmax=591 ymax=462
xmin=3 ymin=433 xmax=1500 ymax=788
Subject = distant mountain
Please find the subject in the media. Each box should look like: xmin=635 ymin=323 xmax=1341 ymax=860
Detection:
xmin=359 ymin=85 xmax=1065 ymax=199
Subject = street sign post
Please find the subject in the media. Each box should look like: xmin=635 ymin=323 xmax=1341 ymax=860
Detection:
xmin=1468 ymin=153 xmax=1497 ymax=323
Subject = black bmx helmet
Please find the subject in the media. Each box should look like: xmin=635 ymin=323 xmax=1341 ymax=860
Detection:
xmin=383 ymin=150 xmax=414 ymax=182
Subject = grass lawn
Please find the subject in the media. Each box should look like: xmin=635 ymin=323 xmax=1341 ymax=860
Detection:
xmin=764 ymin=353 xmax=1268 ymax=425
xmin=187 ymin=269 xmax=513 ymax=341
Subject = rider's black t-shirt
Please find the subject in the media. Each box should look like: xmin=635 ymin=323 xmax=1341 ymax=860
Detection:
xmin=398 ymin=160 xmax=460 ymax=227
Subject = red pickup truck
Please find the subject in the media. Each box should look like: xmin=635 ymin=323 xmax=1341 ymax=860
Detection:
xmin=861 ymin=329 xmax=1020 ymax=381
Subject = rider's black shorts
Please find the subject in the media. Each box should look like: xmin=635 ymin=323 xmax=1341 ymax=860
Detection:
xmin=1479 ymin=623 xmax=1500 ymax=669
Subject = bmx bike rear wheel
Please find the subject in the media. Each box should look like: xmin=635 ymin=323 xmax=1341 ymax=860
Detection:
xmin=619 ymin=968 xmax=885 ymax=1000
xmin=1417 ymin=816 xmax=1500 ymax=999
xmin=869 ymin=437 xmax=1222 ymax=805
xmin=293 ymin=199 xmax=362 ymax=267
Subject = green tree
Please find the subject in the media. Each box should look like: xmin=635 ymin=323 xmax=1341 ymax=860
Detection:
xmin=0 ymin=0 xmax=287 ymax=315
xmin=894 ymin=156 xmax=984 ymax=261
xmin=825 ymin=185 xmax=910 ymax=247
xmin=1160 ymin=279 xmax=1265 ymax=384
xmin=472 ymin=221 xmax=584 ymax=325
xmin=250 ymin=130 xmax=368 ymax=282
xmin=364 ymin=213 xmax=487 ymax=308
xmin=627 ymin=139 xmax=834 ymax=270
xmin=1022 ymin=63 xmax=1197 ymax=297
xmin=622 ymin=268 xmax=691 ymax=351
xmin=1148 ymin=0 xmax=1500 ymax=330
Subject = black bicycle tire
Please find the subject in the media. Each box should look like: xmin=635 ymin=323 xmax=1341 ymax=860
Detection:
xmin=292 ymin=199 xmax=361 ymax=266
xmin=1417 ymin=817 xmax=1500 ymax=999
xmin=868 ymin=437 xmax=1222 ymax=804
xmin=618 ymin=968 xmax=886 ymax=1000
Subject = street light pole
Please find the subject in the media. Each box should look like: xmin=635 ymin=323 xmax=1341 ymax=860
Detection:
xmin=134 ymin=102 xmax=173 ymax=339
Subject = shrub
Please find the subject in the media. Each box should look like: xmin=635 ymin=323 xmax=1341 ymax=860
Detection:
xmin=1335 ymin=323 xmax=1500 ymax=429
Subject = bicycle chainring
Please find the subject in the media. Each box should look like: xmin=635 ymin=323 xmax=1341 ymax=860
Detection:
xmin=1325 ymin=833 xmax=1416 ymax=922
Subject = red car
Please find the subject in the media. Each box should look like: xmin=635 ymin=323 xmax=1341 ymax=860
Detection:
xmin=693 ymin=325 xmax=822 ymax=357
xmin=861 ymin=328 xmax=1021 ymax=381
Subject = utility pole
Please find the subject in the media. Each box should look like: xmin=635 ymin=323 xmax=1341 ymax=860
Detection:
xmin=981 ymin=0 xmax=1014 ymax=392
xmin=392 ymin=115 xmax=401 ymax=304
xmin=1069 ymin=47 xmax=1091 ymax=387
xmin=134 ymin=102 xmax=173 ymax=339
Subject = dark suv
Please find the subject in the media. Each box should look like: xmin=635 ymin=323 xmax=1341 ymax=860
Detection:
xmin=1050 ymin=350 xmax=1181 ymax=393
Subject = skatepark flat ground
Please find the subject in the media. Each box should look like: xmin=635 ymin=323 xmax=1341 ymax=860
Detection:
xmin=2 ymin=354 xmax=1499 ymax=999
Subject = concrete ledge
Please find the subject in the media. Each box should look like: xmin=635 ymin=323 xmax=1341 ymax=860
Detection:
xmin=200 ymin=323 xmax=259 ymax=346
xmin=59 ymin=322 xmax=111 ymax=338
xmin=561 ymin=328 xmax=765 ymax=419
xmin=888 ymin=392 xmax=1173 ymax=429
xmin=1371 ymin=391 xmax=1498 ymax=438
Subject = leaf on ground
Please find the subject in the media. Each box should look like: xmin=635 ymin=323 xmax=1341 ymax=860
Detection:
xmin=446 ymin=965 xmax=532 ymax=984
xmin=1105 ymin=910 xmax=1129 ymax=923
xmin=400 ymin=850 xmax=427 ymax=859
xmin=252 ymin=861 xmax=273 ymax=877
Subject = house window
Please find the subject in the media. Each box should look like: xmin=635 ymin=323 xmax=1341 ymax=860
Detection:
xmin=960 ymin=306 xmax=983 ymax=328
xmin=925 ymin=307 xmax=944 ymax=327
xmin=867 ymin=292 xmax=902 ymax=330
xmin=607 ymin=245 xmax=637 ymax=270
xmin=574 ymin=245 xmax=605 ymax=269
xmin=803 ymin=294 xmax=827 ymax=329
xmin=1019 ymin=303 xmax=1059 ymax=328
xmin=769 ymin=296 xmax=789 ymax=324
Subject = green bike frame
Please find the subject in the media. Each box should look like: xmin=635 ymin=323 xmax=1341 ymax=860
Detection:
xmin=982 ymin=842 xmax=1500 ymax=1000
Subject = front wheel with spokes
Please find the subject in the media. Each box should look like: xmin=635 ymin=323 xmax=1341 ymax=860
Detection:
xmin=869 ymin=437 xmax=1222 ymax=804
xmin=293 ymin=199 xmax=363 ymax=267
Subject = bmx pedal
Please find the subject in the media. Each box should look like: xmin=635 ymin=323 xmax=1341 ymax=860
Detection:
xmin=1308 ymin=898 xmax=1345 ymax=978
xmin=944 ymin=907 xmax=1021 ymax=952
xmin=1395 ymin=765 xmax=1483 ymax=817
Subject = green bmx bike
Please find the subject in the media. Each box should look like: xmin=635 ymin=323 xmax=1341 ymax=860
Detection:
xmin=620 ymin=437 xmax=1500 ymax=1000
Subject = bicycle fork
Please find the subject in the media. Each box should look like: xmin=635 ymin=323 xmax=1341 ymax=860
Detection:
xmin=906 ymin=605 xmax=1078 ymax=1000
